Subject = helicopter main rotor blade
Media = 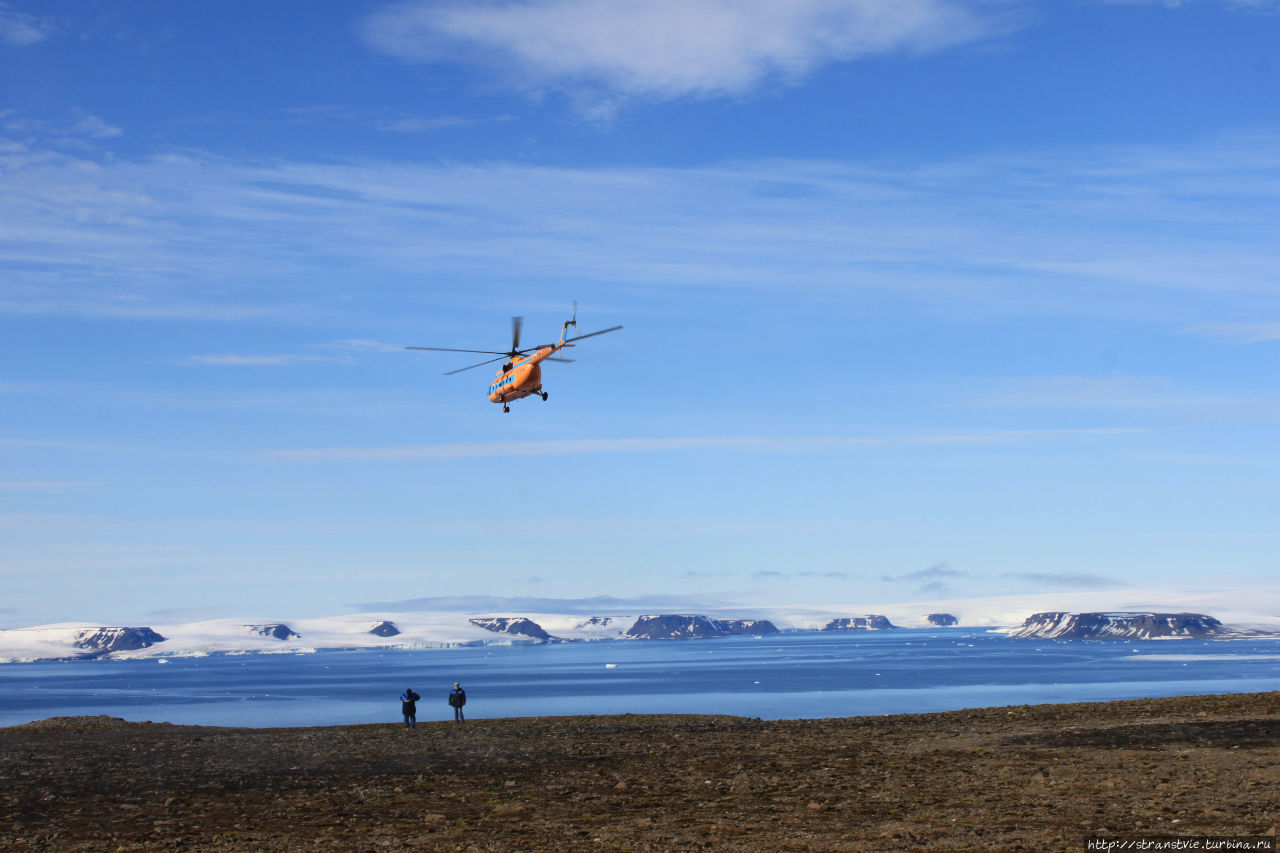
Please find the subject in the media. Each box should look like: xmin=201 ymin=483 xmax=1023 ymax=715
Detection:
xmin=564 ymin=325 xmax=622 ymax=343
xmin=545 ymin=357 xmax=575 ymax=363
xmin=511 ymin=316 xmax=523 ymax=353
xmin=405 ymin=346 xmax=510 ymax=355
xmin=443 ymin=355 xmax=507 ymax=376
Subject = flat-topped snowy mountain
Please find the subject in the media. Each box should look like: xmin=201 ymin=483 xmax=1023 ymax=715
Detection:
xmin=469 ymin=617 xmax=553 ymax=640
xmin=621 ymin=615 xmax=779 ymax=640
xmin=1007 ymin=612 xmax=1224 ymax=640
xmin=821 ymin=615 xmax=896 ymax=631
xmin=3 ymin=588 xmax=1278 ymax=662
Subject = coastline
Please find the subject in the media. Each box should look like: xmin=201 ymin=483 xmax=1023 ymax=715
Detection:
xmin=4 ymin=691 xmax=1277 ymax=851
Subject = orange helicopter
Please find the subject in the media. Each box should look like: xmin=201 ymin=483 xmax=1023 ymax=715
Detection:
xmin=406 ymin=305 xmax=622 ymax=412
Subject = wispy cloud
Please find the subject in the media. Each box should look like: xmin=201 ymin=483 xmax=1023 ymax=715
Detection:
xmin=965 ymin=376 xmax=1221 ymax=409
xmin=178 ymin=353 xmax=350 ymax=367
xmin=961 ymin=376 xmax=1280 ymax=423
xmin=362 ymin=0 xmax=1009 ymax=113
xmin=1002 ymin=571 xmax=1129 ymax=589
xmin=71 ymin=114 xmax=123 ymax=140
xmin=279 ymin=105 xmax=514 ymax=133
xmin=1190 ymin=321 xmax=1280 ymax=344
xmin=379 ymin=115 xmax=518 ymax=133
xmin=0 ymin=3 xmax=54 ymax=46
xmin=1099 ymin=0 xmax=1280 ymax=9
xmin=4 ymin=129 xmax=1280 ymax=323
xmin=324 ymin=339 xmax=406 ymax=354
xmin=882 ymin=562 xmax=964 ymax=596
xmin=263 ymin=428 xmax=1143 ymax=462
xmin=378 ymin=115 xmax=476 ymax=132
xmin=0 ymin=481 xmax=101 ymax=491
xmin=751 ymin=569 xmax=851 ymax=580
xmin=881 ymin=562 xmax=963 ymax=583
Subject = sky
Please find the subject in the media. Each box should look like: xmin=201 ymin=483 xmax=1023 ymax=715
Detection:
xmin=2 ymin=0 xmax=1279 ymax=626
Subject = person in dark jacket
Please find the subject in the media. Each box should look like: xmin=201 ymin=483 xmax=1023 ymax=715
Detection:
xmin=400 ymin=688 xmax=421 ymax=728
xmin=448 ymin=682 xmax=466 ymax=722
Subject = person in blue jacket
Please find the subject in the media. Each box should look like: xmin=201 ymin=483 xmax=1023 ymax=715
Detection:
xmin=400 ymin=687 xmax=421 ymax=728
xmin=448 ymin=682 xmax=466 ymax=723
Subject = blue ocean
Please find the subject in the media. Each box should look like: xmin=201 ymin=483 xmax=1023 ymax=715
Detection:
xmin=2 ymin=629 xmax=1279 ymax=728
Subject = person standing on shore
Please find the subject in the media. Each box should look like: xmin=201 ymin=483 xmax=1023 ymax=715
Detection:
xmin=448 ymin=682 xmax=466 ymax=723
xmin=401 ymin=687 xmax=420 ymax=729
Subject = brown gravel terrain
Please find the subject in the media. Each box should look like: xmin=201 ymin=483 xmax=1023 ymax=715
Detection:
xmin=2 ymin=691 xmax=1278 ymax=851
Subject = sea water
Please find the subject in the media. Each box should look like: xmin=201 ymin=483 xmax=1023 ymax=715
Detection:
xmin=2 ymin=629 xmax=1279 ymax=728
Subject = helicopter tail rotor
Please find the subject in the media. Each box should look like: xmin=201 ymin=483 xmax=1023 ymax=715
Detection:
xmin=560 ymin=300 xmax=579 ymax=342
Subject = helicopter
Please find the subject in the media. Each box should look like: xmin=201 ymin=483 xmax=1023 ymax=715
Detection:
xmin=405 ymin=304 xmax=622 ymax=412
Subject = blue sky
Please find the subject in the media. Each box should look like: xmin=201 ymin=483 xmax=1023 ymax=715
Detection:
xmin=2 ymin=0 xmax=1279 ymax=625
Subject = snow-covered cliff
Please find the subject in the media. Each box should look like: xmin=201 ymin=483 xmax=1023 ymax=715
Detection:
xmin=73 ymin=627 xmax=167 ymax=656
xmin=821 ymin=615 xmax=896 ymax=631
xmin=469 ymin=617 xmax=554 ymax=641
xmin=1007 ymin=612 xmax=1224 ymax=640
xmin=3 ymin=588 xmax=1277 ymax=662
xmin=622 ymin=615 xmax=779 ymax=640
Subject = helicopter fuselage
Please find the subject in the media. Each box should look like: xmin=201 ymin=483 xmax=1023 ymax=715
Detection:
xmin=487 ymin=345 xmax=561 ymax=404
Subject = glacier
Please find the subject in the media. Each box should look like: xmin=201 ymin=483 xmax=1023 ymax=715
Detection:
xmin=3 ymin=586 xmax=1279 ymax=663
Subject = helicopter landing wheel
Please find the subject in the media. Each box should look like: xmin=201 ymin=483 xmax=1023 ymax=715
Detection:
xmin=503 ymin=404 xmax=510 ymax=413
xmin=540 ymin=392 xmax=548 ymax=401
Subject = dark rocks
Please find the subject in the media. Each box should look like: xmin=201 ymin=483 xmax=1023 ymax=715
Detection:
xmin=5 ymin=692 xmax=1278 ymax=852
xmin=622 ymin=615 xmax=778 ymax=640
xmin=368 ymin=621 xmax=401 ymax=638
xmin=244 ymin=624 xmax=300 ymax=641
xmin=72 ymin=627 xmax=167 ymax=656
xmin=624 ymin=615 xmax=724 ymax=639
xmin=821 ymin=615 xmax=896 ymax=631
xmin=11 ymin=715 xmax=173 ymax=732
xmin=1009 ymin=612 xmax=1224 ymax=640
xmin=469 ymin=617 xmax=553 ymax=641
xmin=926 ymin=613 xmax=959 ymax=627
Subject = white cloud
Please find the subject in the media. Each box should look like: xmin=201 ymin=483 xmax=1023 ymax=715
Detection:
xmin=379 ymin=116 xmax=477 ymax=132
xmin=882 ymin=562 xmax=963 ymax=582
xmin=262 ymin=428 xmax=1142 ymax=462
xmin=362 ymin=0 xmax=1005 ymax=105
xmin=71 ymin=114 xmax=123 ymax=140
xmin=324 ymin=338 xmax=406 ymax=353
xmin=963 ymin=376 xmax=1280 ymax=419
xmin=179 ymin=354 xmax=349 ymax=367
xmin=0 ymin=481 xmax=101 ymax=491
xmin=0 ymin=3 xmax=54 ymax=47
xmin=1002 ymin=571 xmax=1128 ymax=589
xmin=1190 ymin=321 xmax=1280 ymax=344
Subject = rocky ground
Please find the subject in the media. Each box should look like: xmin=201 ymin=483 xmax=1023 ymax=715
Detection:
xmin=2 ymin=692 xmax=1277 ymax=851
